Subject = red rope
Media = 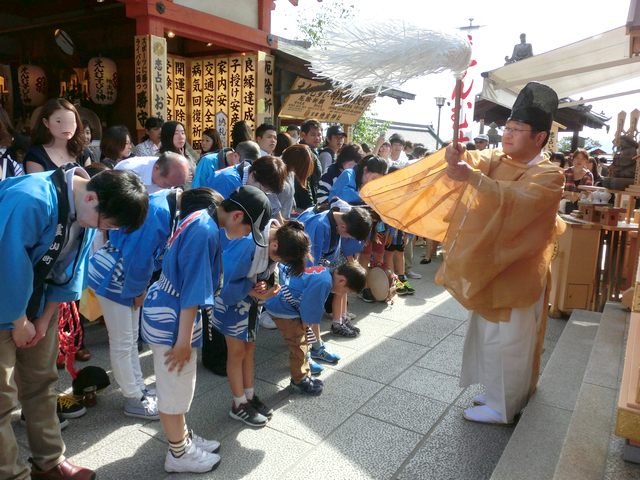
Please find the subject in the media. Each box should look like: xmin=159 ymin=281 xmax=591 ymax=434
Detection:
xmin=57 ymin=302 xmax=83 ymax=379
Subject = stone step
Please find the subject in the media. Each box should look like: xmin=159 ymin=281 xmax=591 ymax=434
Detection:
xmin=552 ymin=303 xmax=627 ymax=480
xmin=490 ymin=309 xmax=602 ymax=480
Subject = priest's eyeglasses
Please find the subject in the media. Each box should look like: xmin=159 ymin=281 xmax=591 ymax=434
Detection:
xmin=503 ymin=126 xmax=533 ymax=134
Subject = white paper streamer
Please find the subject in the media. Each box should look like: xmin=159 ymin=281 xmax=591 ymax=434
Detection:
xmin=308 ymin=20 xmax=472 ymax=99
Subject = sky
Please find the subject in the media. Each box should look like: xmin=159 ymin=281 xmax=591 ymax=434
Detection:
xmin=271 ymin=0 xmax=638 ymax=151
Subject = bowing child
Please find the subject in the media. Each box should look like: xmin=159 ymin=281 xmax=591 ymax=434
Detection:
xmin=141 ymin=186 xmax=269 ymax=474
xmin=264 ymin=262 xmax=367 ymax=394
xmin=212 ymin=215 xmax=312 ymax=428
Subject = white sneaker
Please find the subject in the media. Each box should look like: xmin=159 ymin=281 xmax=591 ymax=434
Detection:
xmin=259 ymin=311 xmax=277 ymax=330
xmin=462 ymin=405 xmax=513 ymax=426
xmin=189 ymin=430 xmax=221 ymax=453
xmin=406 ymin=270 xmax=422 ymax=279
xmin=344 ymin=311 xmax=356 ymax=320
xmin=164 ymin=440 xmax=221 ymax=473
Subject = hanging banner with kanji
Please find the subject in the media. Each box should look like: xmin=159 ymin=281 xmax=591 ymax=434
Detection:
xmin=134 ymin=35 xmax=150 ymax=129
xmin=190 ymin=59 xmax=203 ymax=150
xmin=203 ymin=58 xmax=216 ymax=133
xmin=228 ymin=55 xmax=243 ymax=129
xmin=163 ymin=52 xmax=266 ymax=147
xmin=166 ymin=56 xmax=174 ymax=121
xmin=173 ymin=57 xmax=188 ymax=126
xmin=150 ymin=37 xmax=167 ymax=121
xmin=242 ymin=54 xmax=256 ymax=133
xmin=256 ymin=52 xmax=274 ymax=126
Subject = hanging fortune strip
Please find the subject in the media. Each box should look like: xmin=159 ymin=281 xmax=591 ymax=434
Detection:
xmin=307 ymin=20 xmax=472 ymax=100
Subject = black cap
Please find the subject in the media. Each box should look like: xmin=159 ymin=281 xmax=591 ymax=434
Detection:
xmin=228 ymin=186 xmax=271 ymax=247
xmin=326 ymin=125 xmax=346 ymax=137
xmin=508 ymin=82 xmax=558 ymax=132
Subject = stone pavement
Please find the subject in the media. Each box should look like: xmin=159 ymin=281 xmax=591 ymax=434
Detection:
xmin=13 ymin=255 xmax=566 ymax=479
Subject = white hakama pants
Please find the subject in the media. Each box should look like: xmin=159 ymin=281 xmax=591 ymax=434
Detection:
xmin=460 ymin=291 xmax=545 ymax=422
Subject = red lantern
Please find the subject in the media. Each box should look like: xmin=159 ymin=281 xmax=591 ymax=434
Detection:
xmin=17 ymin=64 xmax=47 ymax=107
xmin=88 ymin=57 xmax=117 ymax=105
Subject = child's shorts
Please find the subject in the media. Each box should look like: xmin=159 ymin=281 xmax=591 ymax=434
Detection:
xmin=150 ymin=344 xmax=198 ymax=415
xmin=385 ymin=228 xmax=405 ymax=252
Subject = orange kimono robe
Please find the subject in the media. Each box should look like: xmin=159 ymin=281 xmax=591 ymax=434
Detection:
xmin=360 ymin=148 xmax=565 ymax=322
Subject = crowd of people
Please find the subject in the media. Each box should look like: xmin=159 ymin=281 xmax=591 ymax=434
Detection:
xmin=1 ymin=82 xmax=572 ymax=478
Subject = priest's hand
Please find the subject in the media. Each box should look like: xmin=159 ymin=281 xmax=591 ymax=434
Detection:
xmin=445 ymin=143 xmax=472 ymax=182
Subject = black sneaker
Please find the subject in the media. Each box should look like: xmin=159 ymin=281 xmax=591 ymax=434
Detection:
xmin=57 ymin=395 xmax=87 ymax=419
xmin=331 ymin=322 xmax=357 ymax=338
xmin=290 ymin=376 xmax=323 ymax=396
xmin=250 ymin=395 xmax=273 ymax=419
xmin=342 ymin=317 xmax=361 ymax=334
xmin=228 ymin=402 xmax=268 ymax=427
xmin=358 ymin=288 xmax=376 ymax=303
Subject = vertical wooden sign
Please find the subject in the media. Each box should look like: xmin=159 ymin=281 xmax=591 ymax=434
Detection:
xmin=173 ymin=58 xmax=188 ymax=127
xmin=215 ymin=57 xmax=229 ymax=146
xmin=190 ymin=59 xmax=203 ymax=150
xmin=256 ymin=51 xmax=274 ymax=126
xmin=166 ymin=56 xmax=174 ymax=121
xmin=203 ymin=58 xmax=216 ymax=134
xmin=134 ymin=35 xmax=150 ymax=129
xmin=228 ymin=55 xmax=243 ymax=137
xmin=150 ymin=36 xmax=167 ymax=121
xmin=242 ymin=54 xmax=257 ymax=133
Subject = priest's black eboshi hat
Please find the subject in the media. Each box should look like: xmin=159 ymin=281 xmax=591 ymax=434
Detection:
xmin=508 ymin=82 xmax=559 ymax=132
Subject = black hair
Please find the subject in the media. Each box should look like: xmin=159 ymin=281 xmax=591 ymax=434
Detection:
xmin=84 ymin=162 xmax=109 ymax=177
xmin=335 ymin=261 xmax=367 ymax=293
xmin=256 ymin=123 xmax=277 ymax=138
xmin=388 ymin=133 xmax=405 ymax=146
xmin=550 ymin=151 xmax=566 ymax=168
xmin=336 ymin=144 xmax=364 ymax=169
xmin=31 ymin=98 xmax=85 ymax=158
xmin=140 ymin=117 xmax=164 ymax=142
xmin=220 ymin=198 xmax=252 ymax=226
xmin=274 ymin=221 xmax=312 ymax=276
xmin=201 ymin=128 xmax=222 ymax=154
xmin=180 ymin=187 xmax=224 ymax=219
xmin=159 ymin=121 xmax=186 ymax=155
xmin=144 ymin=116 xmax=164 ymax=130
xmin=274 ymin=132 xmax=293 ymax=157
xmin=100 ymin=125 xmax=131 ymax=161
xmin=412 ymin=146 xmax=428 ymax=158
xmin=465 ymin=141 xmax=477 ymax=151
xmin=86 ymin=170 xmax=148 ymax=233
xmin=342 ymin=207 xmax=372 ymax=241
xmin=231 ymin=120 xmax=253 ymax=148
xmin=300 ymin=119 xmax=321 ymax=134
xmin=354 ymin=155 xmax=388 ymax=189
xmin=361 ymin=143 xmax=371 ymax=154
xmin=286 ymin=125 xmax=300 ymax=133
xmin=249 ymin=155 xmax=287 ymax=193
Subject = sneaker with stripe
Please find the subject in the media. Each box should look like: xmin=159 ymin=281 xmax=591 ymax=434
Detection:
xmin=229 ymin=402 xmax=268 ymax=427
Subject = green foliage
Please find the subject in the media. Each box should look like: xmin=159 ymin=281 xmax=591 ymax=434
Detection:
xmin=296 ymin=0 xmax=355 ymax=47
xmin=557 ymin=136 xmax=603 ymax=153
xmin=352 ymin=110 xmax=389 ymax=146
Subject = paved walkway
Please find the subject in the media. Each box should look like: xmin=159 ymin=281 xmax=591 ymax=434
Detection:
xmin=14 ymin=255 xmax=567 ymax=479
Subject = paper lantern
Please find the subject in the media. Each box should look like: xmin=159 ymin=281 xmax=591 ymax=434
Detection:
xmin=88 ymin=57 xmax=118 ymax=105
xmin=17 ymin=64 xmax=47 ymax=107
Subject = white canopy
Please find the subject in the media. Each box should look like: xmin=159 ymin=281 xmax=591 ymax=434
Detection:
xmin=480 ymin=26 xmax=640 ymax=109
